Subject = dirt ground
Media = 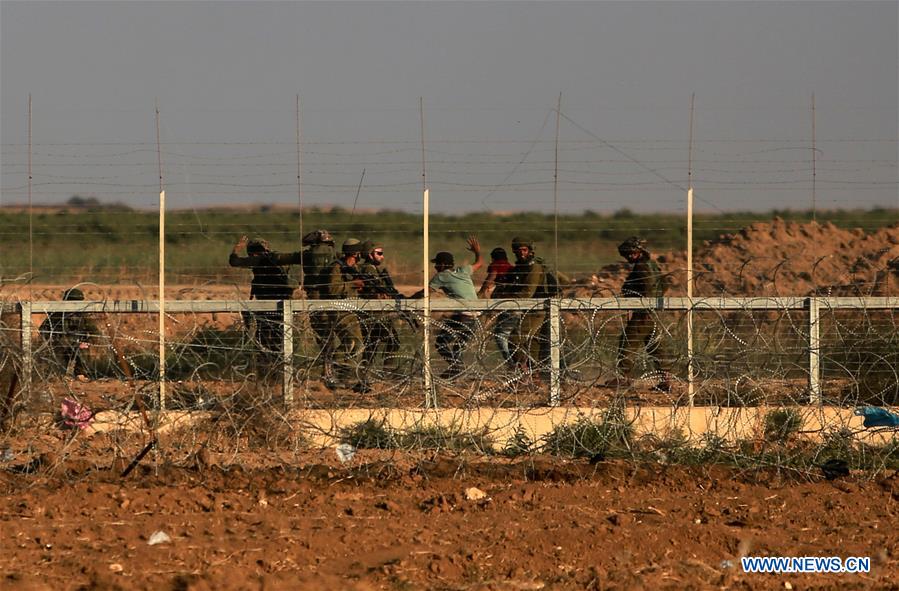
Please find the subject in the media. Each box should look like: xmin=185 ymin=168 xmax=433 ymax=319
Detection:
xmin=2 ymin=219 xmax=897 ymax=590
xmin=2 ymin=451 xmax=898 ymax=591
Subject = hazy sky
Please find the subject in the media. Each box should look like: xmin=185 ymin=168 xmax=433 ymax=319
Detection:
xmin=1 ymin=1 xmax=897 ymax=214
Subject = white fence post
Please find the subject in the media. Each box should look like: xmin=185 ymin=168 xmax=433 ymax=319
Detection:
xmin=548 ymin=298 xmax=561 ymax=406
xmin=282 ymin=299 xmax=294 ymax=405
xmin=808 ymin=297 xmax=821 ymax=404
xmin=19 ymin=301 xmax=32 ymax=399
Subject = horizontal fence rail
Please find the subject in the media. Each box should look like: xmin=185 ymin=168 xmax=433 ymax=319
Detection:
xmin=6 ymin=296 xmax=899 ymax=314
xmin=4 ymin=296 xmax=897 ymax=409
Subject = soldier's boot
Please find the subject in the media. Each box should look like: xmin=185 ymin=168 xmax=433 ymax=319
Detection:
xmin=352 ymin=381 xmax=372 ymax=394
xmin=322 ymin=361 xmax=341 ymax=390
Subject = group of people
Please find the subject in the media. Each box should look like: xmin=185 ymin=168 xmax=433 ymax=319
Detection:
xmin=227 ymin=230 xmax=672 ymax=392
xmin=229 ymin=231 xmax=405 ymax=392
xmin=34 ymin=231 xmax=671 ymax=392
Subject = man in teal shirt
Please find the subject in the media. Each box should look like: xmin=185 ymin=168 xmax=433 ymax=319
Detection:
xmin=414 ymin=236 xmax=483 ymax=379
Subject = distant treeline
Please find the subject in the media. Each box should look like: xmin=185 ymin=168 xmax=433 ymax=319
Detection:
xmin=1 ymin=205 xmax=895 ymax=285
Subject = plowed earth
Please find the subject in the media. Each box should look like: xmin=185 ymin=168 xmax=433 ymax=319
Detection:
xmin=2 ymin=452 xmax=899 ymax=590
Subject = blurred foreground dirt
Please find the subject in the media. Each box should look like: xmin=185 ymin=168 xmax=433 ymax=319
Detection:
xmin=2 ymin=451 xmax=898 ymax=590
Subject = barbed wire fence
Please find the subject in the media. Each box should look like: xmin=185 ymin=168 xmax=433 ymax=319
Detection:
xmin=0 ymin=101 xmax=897 ymax=478
xmin=1 ymin=292 xmax=897 ymax=477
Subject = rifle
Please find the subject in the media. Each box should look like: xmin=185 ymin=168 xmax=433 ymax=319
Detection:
xmin=346 ymin=265 xmax=421 ymax=329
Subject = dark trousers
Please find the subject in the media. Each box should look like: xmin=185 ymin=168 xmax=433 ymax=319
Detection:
xmin=309 ymin=311 xmax=335 ymax=377
xmin=435 ymin=313 xmax=476 ymax=369
xmin=51 ymin=343 xmax=87 ymax=377
xmin=616 ymin=311 xmax=665 ymax=376
xmin=361 ymin=313 xmax=401 ymax=373
xmin=249 ymin=311 xmax=283 ymax=368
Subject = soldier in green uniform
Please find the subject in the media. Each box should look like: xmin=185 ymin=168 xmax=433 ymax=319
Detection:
xmin=322 ymin=238 xmax=367 ymax=391
xmin=300 ymin=229 xmax=338 ymax=382
xmin=357 ymin=241 xmax=403 ymax=379
xmin=39 ymin=287 xmax=100 ymax=378
xmin=614 ymin=237 xmax=671 ymax=392
xmin=502 ymin=237 xmax=549 ymax=380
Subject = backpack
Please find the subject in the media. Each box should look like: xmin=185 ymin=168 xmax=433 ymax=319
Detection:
xmin=533 ymin=258 xmax=561 ymax=298
xmin=301 ymin=243 xmax=337 ymax=298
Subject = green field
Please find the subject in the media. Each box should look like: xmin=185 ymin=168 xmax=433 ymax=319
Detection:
xmin=1 ymin=205 xmax=895 ymax=285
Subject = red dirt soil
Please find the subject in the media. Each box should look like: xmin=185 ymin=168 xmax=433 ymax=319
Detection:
xmin=580 ymin=219 xmax=899 ymax=297
xmin=2 ymin=452 xmax=898 ymax=590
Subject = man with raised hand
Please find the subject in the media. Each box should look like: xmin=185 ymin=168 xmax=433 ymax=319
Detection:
xmin=229 ymin=235 xmax=300 ymax=369
xmin=413 ymin=235 xmax=483 ymax=380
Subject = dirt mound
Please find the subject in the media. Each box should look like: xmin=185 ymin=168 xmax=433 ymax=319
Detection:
xmin=578 ymin=218 xmax=899 ymax=297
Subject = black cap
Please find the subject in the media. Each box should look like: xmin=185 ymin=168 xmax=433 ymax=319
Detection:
xmin=490 ymin=247 xmax=508 ymax=260
xmin=431 ymin=251 xmax=454 ymax=265
xmin=247 ymin=238 xmax=268 ymax=254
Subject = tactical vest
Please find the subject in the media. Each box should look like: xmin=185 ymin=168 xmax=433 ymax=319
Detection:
xmin=302 ymin=243 xmax=336 ymax=299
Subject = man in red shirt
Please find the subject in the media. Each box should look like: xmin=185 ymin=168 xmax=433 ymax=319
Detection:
xmin=477 ymin=247 xmax=513 ymax=298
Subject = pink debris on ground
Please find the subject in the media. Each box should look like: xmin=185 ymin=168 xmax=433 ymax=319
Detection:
xmin=60 ymin=398 xmax=93 ymax=429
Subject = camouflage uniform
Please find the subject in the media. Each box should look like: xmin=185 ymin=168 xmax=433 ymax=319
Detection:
xmin=502 ymin=239 xmax=548 ymax=374
xmin=300 ymin=231 xmax=338 ymax=379
xmin=39 ymin=288 xmax=100 ymax=377
xmin=322 ymin=241 xmax=365 ymax=385
xmin=616 ymin=237 xmax=669 ymax=384
xmin=357 ymin=242 xmax=403 ymax=376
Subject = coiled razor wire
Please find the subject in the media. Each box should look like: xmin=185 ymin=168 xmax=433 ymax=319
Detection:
xmin=1 ymin=287 xmax=898 ymax=482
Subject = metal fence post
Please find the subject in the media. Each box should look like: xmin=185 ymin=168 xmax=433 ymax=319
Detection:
xmin=19 ymin=301 xmax=32 ymax=399
xmin=282 ymin=299 xmax=294 ymax=405
xmin=808 ymin=297 xmax=821 ymax=404
xmin=548 ymin=298 xmax=561 ymax=406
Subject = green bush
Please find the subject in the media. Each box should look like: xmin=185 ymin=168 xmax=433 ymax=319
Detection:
xmin=542 ymin=407 xmax=634 ymax=458
xmin=339 ymin=419 xmax=398 ymax=449
xmin=398 ymin=424 xmax=494 ymax=453
xmin=502 ymin=425 xmax=534 ymax=457
xmin=764 ymin=408 xmax=803 ymax=443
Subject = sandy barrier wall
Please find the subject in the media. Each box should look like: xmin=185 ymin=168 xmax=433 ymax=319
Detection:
xmin=85 ymin=406 xmax=898 ymax=448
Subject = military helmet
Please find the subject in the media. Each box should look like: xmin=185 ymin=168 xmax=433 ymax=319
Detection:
xmin=302 ymin=229 xmax=334 ymax=246
xmin=63 ymin=287 xmax=85 ymax=301
xmin=342 ymin=238 xmax=363 ymax=255
xmin=618 ymin=236 xmax=648 ymax=258
xmin=246 ymin=238 xmax=268 ymax=254
xmin=511 ymin=237 xmax=535 ymax=251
